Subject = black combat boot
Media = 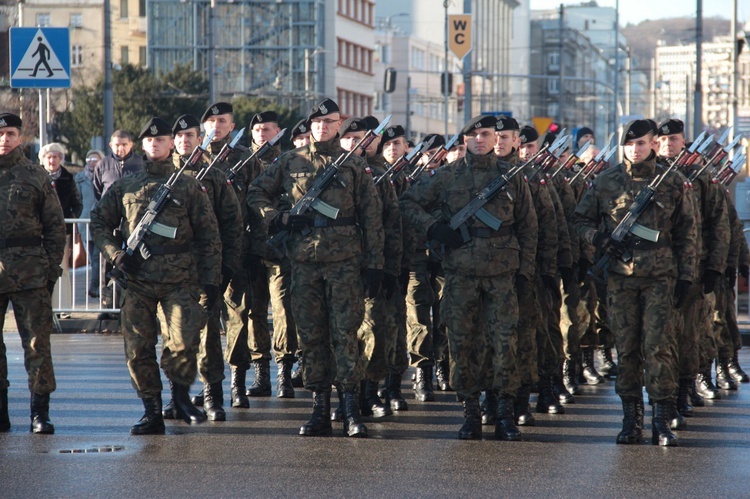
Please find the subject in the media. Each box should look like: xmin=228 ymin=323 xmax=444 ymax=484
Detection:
xmin=652 ymin=402 xmax=679 ymax=447
xmin=552 ymin=363 xmax=576 ymax=404
xmin=514 ymin=384 xmax=535 ymax=426
xmin=203 ymin=382 xmax=226 ymax=421
xmin=247 ymin=360 xmax=272 ymax=397
xmin=458 ymin=397 xmax=482 ymax=440
xmin=536 ymin=376 xmax=564 ymax=414
xmin=695 ymin=368 xmax=721 ymax=400
xmin=362 ymin=379 xmax=392 ymax=418
xmin=131 ymin=396 xmax=165 ymax=435
xmin=481 ymin=389 xmax=497 ymax=425
xmin=495 ymin=397 xmax=522 ymax=441
xmin=616 ymin=397 xmax=643 ymax=444
xmin=598 ymin=347 xmax=618 ymax=378
xmin=562 ymin=358 xmax=581 ymax=395
xmin=276 ymin=360 xmax=295 ymax=399
xmin=191 ymin=388 xmax=204 ymax=406
xmin=716 ymin=358 xmax=738 ymax=390
xmin=331 ymin=386 xmax=345 ymax=422
xmin=384 ymin=371 xmax=408 ymax=411
xmin=669 ymin=403 xmax=687 ymax=431
xmin=30 ymin=393 xmax=54 ymax=434
xmin=300 ymin=391 xmax=333 ymax=436
xmin=414 ymin=366 xmax=435 ymax=402
xmin=676 ymin=377 xmax=694 ymax=417
xmin=343 ymin=389 xmax=368 ymax=438
xmin=290 ymin=364 xmax=304 ymax=388
xmin=579 ymin=347 xmax=605 ymax=384
xmin=230 ymin=366 xmax=250 ymax=408
xmin=172 ymin=382 xmax=207 ymax=425
xmin=435 ymin=359 xmax=452 ymax=391
xmin=162 ymin=380 xmax=178 ymax=419
xmin=0 ymin=390 xmax=10 ymax=432
xmin=728 ymin=351 xmax=750 ymax=383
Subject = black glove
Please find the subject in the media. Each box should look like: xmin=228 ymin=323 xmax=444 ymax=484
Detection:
xmin=674 ymin=279 xmax=691 ymax=309
xmin=220 ymin=265 xmax=233 ymax=294
xmin=515 ymin=274 xmax=531 ymax=298
xmin=559 ymin=267 xmax=574 ymax=294
xmin=383 ymin=273 xmax=398 ymax=300
xmin=725 ymin=266 xmax=737 ymax=289
xmin=272 ymin=211 xmax=308 ymax=232
xmin=399 ymin=269 xmax=411 ymax=296
xmin=541 ymin=274 xmax=561 ymax=301
xmin=427 ymin=222 xmax=463 ymax=250
xmin=740 ymin=264 xmax=749 ymax=281
xmin=592 ymin=231 xmax=612 ymax=250
xmin=701 ymin=269 xmax=722 ymax=294
xmin=114 ymin=251 xmax=142 ymax=275
xmin=427 ymin=259 xmax=442 ymax=281
xmin=47 ymin=279 xmax=56 ymax=296
xmin=246 ymin=253 xmax=263 ymax=281
xmin=204 ymin=284 xmax=220 ymax=311
xmin=365 ymin=268 xmax=384 ymax=299
xmin=577 ymin=259 xmax=592 ymax=284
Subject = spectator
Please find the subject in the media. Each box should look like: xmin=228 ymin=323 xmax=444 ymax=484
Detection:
xmin=75 ymin=149 xmax=104 ymax=297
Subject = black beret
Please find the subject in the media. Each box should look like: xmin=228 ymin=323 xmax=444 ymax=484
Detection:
xmin=339 ymin=117 xmax=368 ymax=136
xmin=657 ymin=119 xmax=684 ymax=136
xmin=423 ymin=133 xmax=446 ymax=149
xmin=382 ymin=125 xmax=405 ymax=143
xmin=541 ymin=132 xmax=558 ymax=149
xmin=495 ymin=115 xmax=519 ymax=132
xmin=646 ymin=119 xmax=659 ymax=135
xmin=407 ymin=140 xmax=415 ymax=148
xmin=291 ymin=119 xmax=310 ymax=138
xmin=622 ymin=119 xmax=654 ymax=145
xmin=362 ymin=115 xmax=380 ymax=131
xmin=139 ymin=117 xmax=173 ymax=139
xmin=307 ymin=98 xmax=340 ymax=121
xmin=172 ymin=114 xmax=201 ymax=135
xmin=201 ymin=102 xmax=233 ymax=122
xmin=576 ymin=127 xmax=594 ymax=143
xmin=0 ymin=112 xmax=22 ymax=129
xmin=519 ymin=126 xmax=539 ymax=145
xmin=453 ymin=135 xmax=464 ymax=146
xmin=249 ymin=111 xmax=279 ymax=129
xmin=461 ymin=115 xmax=497 ymax=135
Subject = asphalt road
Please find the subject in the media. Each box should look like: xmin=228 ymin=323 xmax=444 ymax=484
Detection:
xmin=1 ymin=333 xmax=749 ymax=498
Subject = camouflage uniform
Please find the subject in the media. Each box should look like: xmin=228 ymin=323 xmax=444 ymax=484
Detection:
xmin=400 ymin=151 xmax=538 ymax=400
xmin=0 ymin=146 xmax=65 ymax=396
xmin=246 ymin=138 xmax=384 ymax=392
xmin=90 ymin=157 xmax=222 ymax=398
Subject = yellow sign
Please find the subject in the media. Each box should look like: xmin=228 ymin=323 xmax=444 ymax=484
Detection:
xmin=532 ymin=117 xmax=554 ymax=135
xmin=449 ymin=15 xmax=473 ymax=60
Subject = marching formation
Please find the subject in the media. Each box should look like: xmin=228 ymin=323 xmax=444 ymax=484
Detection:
xmin=0 ymin=99 xmax=748 ymax=447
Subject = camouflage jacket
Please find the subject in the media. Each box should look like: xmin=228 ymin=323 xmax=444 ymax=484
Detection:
xmin=90 ymin=157 xmax=222 ymax=286
xmin=685 ymin=164 xmax=729 ymax=273
xmin=549 ymin=174 xmax=577 ymax=268
xmin=722 ymin=187 xmax=748 ymax=268
xmin=172 ymin=152 xmax=243 ymax=274
xmin=205 ymin=136 xmax=254 ymax=216
xmin=572 ymin=153 xmax=697 ymax=280
xmin=246 ymin=138 xmax=385 ymax=269
xmin=0 ymin=146 xmax=66 ymax=292
xmin=400 ymin=151 xmax=538 ymax=278
xmin=369 ymin=161 xmax=403 ymax=276
xmin=245 ymin=142 xmax=285 ymax=261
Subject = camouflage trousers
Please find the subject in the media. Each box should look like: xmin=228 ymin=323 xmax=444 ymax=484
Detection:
xmin=676 ymin=280 xmax=708 ymax=377
xmin=292 ymin=257 xmax=364 ymax=392
xmin=196 ymin=293 xmax=225 ymax=385
xmin=121 ymin=280 xmax=206 ymax=398
xmin=0 ymin=287 xmax=56 ymax=394
xmin=385 ymin=290 xmax=409 ymax=376
xmin=430 ymin=269 xmax=449 ymax=364
xmin=536 ymin=275 xmax=563 ymax=377
xmin=723 ymin=279 xmax=743 ymax=352
xmin=357 ymin=288 xmax=392 ymax=382
xmin=712 ymin=278 xmax=735 ymax=359
xmin=223 ymin=267 xmax=251 ymax=370
xmin=579 ymin=278 xmax=600 ymax=348
xmin=561 ymin=278 xmax=591 ymax=360
xmin=593 ymin=277 xmax=616 ymax=349
xmin=607 ymin=274 xmax=678 ymax=402
xmin=406 ymin=262 xmax=436 ymax=368
xmin=699 ymin=291 xmax=718 ymax=371
xmin=442 ymin=272 xmax=520 ymax=400
xmin=515 ymin=274 xmax=540 ymax=385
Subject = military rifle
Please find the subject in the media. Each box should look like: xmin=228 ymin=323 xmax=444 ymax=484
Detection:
xmin=196 ymin=128 xmax=245 ymax=181
xmin=568 ymin=143 xmax=609 ymax=185
xmin=525 ymin=131 xmax=570 ymax=183
xmin=374 ymin=135 xmax=433 ymax=185
xmin=550 ymin=140 xmax=591 ymax=180
xmin=713 ymin=153 xmax=746 ymax=186
xmin=225 ymin=128 xmax=286 ymax=186
xmin=406 ymin=133 xmax=461 ymax=183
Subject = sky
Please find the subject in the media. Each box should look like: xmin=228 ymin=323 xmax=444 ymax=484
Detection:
xmin=529 ymin=0 xmax=747 ymax=27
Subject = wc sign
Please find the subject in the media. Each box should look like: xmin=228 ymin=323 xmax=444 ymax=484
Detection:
xmin=448 ymin=14 xmax=473 ymax=60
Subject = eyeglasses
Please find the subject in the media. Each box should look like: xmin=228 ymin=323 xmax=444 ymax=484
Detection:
xmin=86 ymin=157 xmax=99 ymax=162
xmin=311 ymin=119 xmax=339 ymax=126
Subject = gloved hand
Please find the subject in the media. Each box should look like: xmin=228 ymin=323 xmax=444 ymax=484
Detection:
xmin=577 ymin=259 xmax=592 ymax=284
xmin=725 ymin=266 xmax=737 ymax=289
xmin=47 ymin=280 xmax=56 ymax=296
xmin=245 ymin=253 xmax=263 ymax=281
xmin=115 ymin=251 xmax=142 ymax=275
xmin=427 ymin=222 xmax=463 ymax=250
xmin=701 ymin=269 xmax=722 ymax=294
xmin=272 ymin=211 xmax=308 ymax=232
xmin=515 ymin=274 xmax=531 ymax=298
xmin=399 ymin=269 xmax=411 ymax=296
xmin=204 ymin=284 xmax=220 ymax=310
xmin=559 ymin=267 xmax=574 ymax=294
xmin=674 ymin=279 xmax=691 ymax=309
xmin=427 ymin=260 xmax=442 ymax=281
xmin=365 ymin=268 xmax=384 ymax=299
xmin=220 ymin=265 xmax=233 ymax=294
xmin=383 ymin=273 xmax=398 ymax=300
xmin=592 ymin=231 xmax=612 ymax=250
xmin=541 ymin=274 xmax=561 ymax=301
xmin=740 ymin=264 xmax=749 ymax=281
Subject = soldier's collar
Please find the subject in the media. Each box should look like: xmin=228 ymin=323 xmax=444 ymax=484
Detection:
xmin=208 ymin=136 xmax=229 ymax=154
xmin=0 ymin=146 xmax=24 ymax=166
xmin=467 ymin=151 xmax=496 ymax=169
xmin=145 ymin=156 xmax=175 ymax=176
xmin=624 ymin=151 xmax=657 ymax=177
xmin=309 ymin=137 xmax=341 ymax=156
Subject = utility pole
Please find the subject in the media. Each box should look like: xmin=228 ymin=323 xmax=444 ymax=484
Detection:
xmin=730 ymin=0 xmax=738 ymax=139
xmin=613 ymin=0 xmax=619 ymax=134
xmin=444 ymin=0 xmax=449 ymax=136
xmin=559 ymin=4 xmax=564 ymax=125
xmin=103 ymin=0 xmax=113 ymax=149
xmin=694 ymin=0 xmax=703 ymax=139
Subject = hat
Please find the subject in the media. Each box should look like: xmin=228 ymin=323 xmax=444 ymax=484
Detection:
xmin=139 ymin=117 xmax=172 ymax=139
xmin=622 ymin=119 xmax=654 ymax=145
xmin=382 ymin=125 xmax=406 ymax=143
xmin=249 ymin=111 xmax=279 ymax=129
xmin=452 ymin=135 xmax=464 ymax=146
xmin=307 ymin=98 xmax=340 ymax=121
xmin=201 ymin=102 xmax=233 ymax=122
xmin=657 ymin=119 xmax=684 ymax=136
xmin=495 ymin=115 xmax=519 ymax=132
xmin=339 ymin=117 xmax=368 ymax=136
xmin=0 ymin=113 xmax=22 ymax=129
xmin=172 ymin=114 xmax=201 ymax=135
xmin=519 ymin=126 xmax=539 ymax=145
xmin=541 ymin=132 xmax=558 ymax=149
xmin=576 ymin=127 xmax=594 ymax=143
xmin=423 ymin=133 xmax=446 ymax=149
xmin=362 ymin=115 xmax=380 ymax=131
xmin=461 ymin=115 xmax=497 ymax=135
xmin=291 ymin=119 xmax=310 ymax=139
xmin=646 ymin=119 xmax=659 ymax=136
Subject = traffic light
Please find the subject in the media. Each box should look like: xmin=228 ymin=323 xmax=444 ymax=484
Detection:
xmin=441 ymin=72 xmax=453 ymax=96
xmin=548 ymin=122 xmax=560 ymax=134
xmin=384 ymin=67 xmax=397 ymax=93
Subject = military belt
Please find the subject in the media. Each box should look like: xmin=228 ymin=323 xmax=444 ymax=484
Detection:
xmin=311 ymin=216 xmax=356 ymax=228
xmin=469 ymin=226 xmax=513 ymax=239
xmin=624 ymin=237 xmax=670 ymax=251
xmin=147 ymin=243 xmax=190 ymax=255
xmin=0 ymin=236 xmax=42 ymax=249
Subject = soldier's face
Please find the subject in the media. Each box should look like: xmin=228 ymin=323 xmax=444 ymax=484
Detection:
xmin=252 ymin=122 xmax=280 ymax=146
xmin=657 ymin=133 xmax=685 ymax=159
xmin=624 ymin=134 xmax=655 ymax=163
xmin=142 ymin=135 xmax=174 ymax=161
xmin=203 ymin=114 xmax=235 ymax=142
xmin=578 ymin=134 xmax=594 ymax=148
xmin=310 ymin=113 xmax=341 ymax=142
xmin=293 ymin=133 xmax=311 ymax=148
xmin=110 ymin=137 xmax=133 ymax=158
xmin=174 ymin=129 xmax=199 ymax=156
xmin=465 ymin=128 xmax=496 ymax=156
xmin=42 ymin=152 xmax=63 ymax=172
xmin=419 ymin=147 xmax=439 ymax=168
xmin=446 ymin=144 xmax=466 ymax=163
xmin=519 ymin=142 xmax=538 ymax=161
xmin=0 ymin=127 xmax=22 ymax=155
xmin=366 ymin=135 xmax=381 ymax=157
xmin=339 ymin=131 xmax=366 ymax=153
xmin=382 ymin=137 xmax=406 ymax=164
xmin=493 ymin=130 xmax=516 ymax=158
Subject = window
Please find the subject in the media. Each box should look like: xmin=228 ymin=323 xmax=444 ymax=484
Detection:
xmin=121 ymin=46 xmax=129 ymax=65
xmin=72 ymin=45 xmax=83 ymax=67
xmin=139 ymin=46 xmax=147 ymax=67
xmin=548 ymin=79 xmax=559 ymax=94
xmin=410 ymin=47 xmax=425 ymax=70
xmin=337 ymin=88 xmax=373 ymax=116
xmin=36 ymin=13 xmax=51 ymax=27
xmin=139 ymin=0 xmax=146 ymax=17
xmin=337 ymin=0 xmax=374 ymax=27
xmin=70 ymin=13 xmax=83 ymax=28
xmin=336 ymin=38 xmax=374 ymax=75
xmin=120 ymin=0 xmax=128 ymax=19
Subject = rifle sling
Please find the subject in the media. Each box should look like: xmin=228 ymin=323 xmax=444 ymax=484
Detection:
xmin=310 ymin=216 xmax=356 ymax=228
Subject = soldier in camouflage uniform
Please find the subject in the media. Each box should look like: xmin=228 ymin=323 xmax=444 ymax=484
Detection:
xmin=247 ymin=98 xmax=384 ymax=438
xmin=401 ymin=115 xmax=538 ymax=441
xmin=0 ymin=113 xmax=65 ymax=434
xmin=572 ymin=119 xmax=697 ymax=446
xmin=90 ymin=117 xmax=222 ymax=435
xmin=292 ymin=119 xmax=311 ymax=149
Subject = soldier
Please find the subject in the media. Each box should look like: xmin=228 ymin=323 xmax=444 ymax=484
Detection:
xmin=401 ymin=115 xmax=537 ymax=440
xmin=247 ymin=98 xmax=384 ymax=438
xmin=162 ymin=114 xmax=243 ymax=421
xmin=572 ymin=119 xmax=697 ymax=446
xmin=291 ymin=119 xmax=311 ymax=149
xmin=90 ymin=117 xmax=222 ymax=434
xmin=445 ymin=135 xmax=466 ymax=164
xmin=0 ymin=113 xmax=66 ymax=434
xmin=576 ymin=127 xmax=595 ymax=151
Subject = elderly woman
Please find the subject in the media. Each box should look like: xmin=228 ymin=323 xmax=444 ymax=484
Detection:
xmin=40 ymin=143 xmax=82 ymax=315
xmin=75 ymin=149 xmax=104 ymax=297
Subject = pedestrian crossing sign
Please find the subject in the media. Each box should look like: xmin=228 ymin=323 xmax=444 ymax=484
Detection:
xmin=10 ymin=27 xmax=71 ymax=88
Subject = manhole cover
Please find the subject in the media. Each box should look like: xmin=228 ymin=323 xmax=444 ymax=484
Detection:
xmin=59 ymin=445 xmax=125 ymax=454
